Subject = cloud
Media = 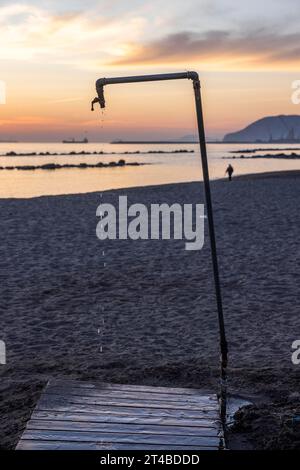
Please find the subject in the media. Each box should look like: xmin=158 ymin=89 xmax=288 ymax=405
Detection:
xmin=0 ymin=115 xmax=58 ymax=126
xmin=0 ymin=3 xmax=146 ymax=67
xmin=2 ymin=3 xmax=300 ymax=72
xmin=110 ymin=29 xmax=300 ymax=70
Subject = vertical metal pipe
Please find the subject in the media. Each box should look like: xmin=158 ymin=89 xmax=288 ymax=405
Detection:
xmin=192 ymin=78 xmax=228 ymax=433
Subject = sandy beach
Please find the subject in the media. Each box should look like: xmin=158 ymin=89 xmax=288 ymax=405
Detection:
xmin=0 ymin=170 xmax=300 ymax=449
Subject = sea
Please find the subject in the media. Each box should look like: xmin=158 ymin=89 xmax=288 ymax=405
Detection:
xmin=0 ymin=142 xmax=299 ymax=198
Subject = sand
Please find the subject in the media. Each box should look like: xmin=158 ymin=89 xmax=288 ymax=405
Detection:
xmin=0 ymin=170 xmax=300 ymax=449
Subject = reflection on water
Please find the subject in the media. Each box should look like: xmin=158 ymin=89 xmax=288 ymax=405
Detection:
xmin=0 ymin=142 xmax=299 ymax=198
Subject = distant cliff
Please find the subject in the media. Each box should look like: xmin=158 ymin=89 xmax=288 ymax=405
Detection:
xmin=223 ymin=115 xmax=300 ymax=143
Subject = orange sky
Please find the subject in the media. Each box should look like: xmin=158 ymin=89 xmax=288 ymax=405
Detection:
xmin=1 ymin=1 xmax=300 ymax=141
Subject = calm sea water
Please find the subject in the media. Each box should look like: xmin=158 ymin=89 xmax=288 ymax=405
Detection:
xmin=0 ymin=142 xmax=299 ymax=198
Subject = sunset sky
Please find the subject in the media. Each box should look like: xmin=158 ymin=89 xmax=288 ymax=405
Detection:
xmin=1 ymin=0 xmax=300 ymax=141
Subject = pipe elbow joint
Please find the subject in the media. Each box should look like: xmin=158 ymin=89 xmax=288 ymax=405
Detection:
xmin=187 ymin=71 xmax=199 ymax=82
xmin=96 ymin=78 xmax=106 ymax=89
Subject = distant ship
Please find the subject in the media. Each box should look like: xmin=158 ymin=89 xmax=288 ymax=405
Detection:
xmin=62 ymin=137 xmax=88 ymax=144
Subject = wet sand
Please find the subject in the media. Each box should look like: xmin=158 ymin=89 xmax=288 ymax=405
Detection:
xmin=0 ymin=170 xmax=299 ymax=449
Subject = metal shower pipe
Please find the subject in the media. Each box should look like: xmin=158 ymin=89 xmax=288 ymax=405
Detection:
xmin=92 ymin=71 xmax=228 ymax=430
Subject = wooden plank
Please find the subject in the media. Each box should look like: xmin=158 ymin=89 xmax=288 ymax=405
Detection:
xmin=20 ymin=429 xmax=221 ymax=447
xmin=47 ymin=380 xmax=218 ymax=400
xmin=47 ymin=384 xmax=218 ymax=405
xmin=41 ymin=392 xmax=218 ymax=412
xmin=17 ymin=379 xmax=223 ymax=451
xmin=36 ymin=398 xmax=219 ymax=419
xmin=17 ymin=440 xmax=213 ymax=450
xmin=27 ymin=419 xmax=220 ymax=437
xmin=32 ymin=410 xmax=219 ymax=428
xmin=49 ymin=379 xmax=208 ymax=397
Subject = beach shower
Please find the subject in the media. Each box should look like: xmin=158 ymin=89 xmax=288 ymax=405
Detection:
xmin=91 ymin=71 xmax=228 ymax=428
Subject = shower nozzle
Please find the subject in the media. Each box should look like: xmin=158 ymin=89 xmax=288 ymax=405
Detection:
xmin=91 ymin=85 xmax=105 ymax=111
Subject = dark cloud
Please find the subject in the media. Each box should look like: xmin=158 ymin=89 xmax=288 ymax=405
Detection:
xmin=111 ymin=29 xmax=300 ymax=67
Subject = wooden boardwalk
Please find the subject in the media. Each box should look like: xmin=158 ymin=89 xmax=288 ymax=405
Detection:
xmin=17 ymin=379 xmax=224 ymax=450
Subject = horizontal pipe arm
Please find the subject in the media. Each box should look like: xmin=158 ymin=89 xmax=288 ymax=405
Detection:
xmin=96 ymin=71 xmax=199 ymax=90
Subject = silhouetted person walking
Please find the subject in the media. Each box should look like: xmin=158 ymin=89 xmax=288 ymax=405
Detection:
xmin=225 ymin=164 xmax=234 ymax=181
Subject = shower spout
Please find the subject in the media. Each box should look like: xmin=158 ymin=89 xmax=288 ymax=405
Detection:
xmin=91 ymin=85 xmax=105 ymax=110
